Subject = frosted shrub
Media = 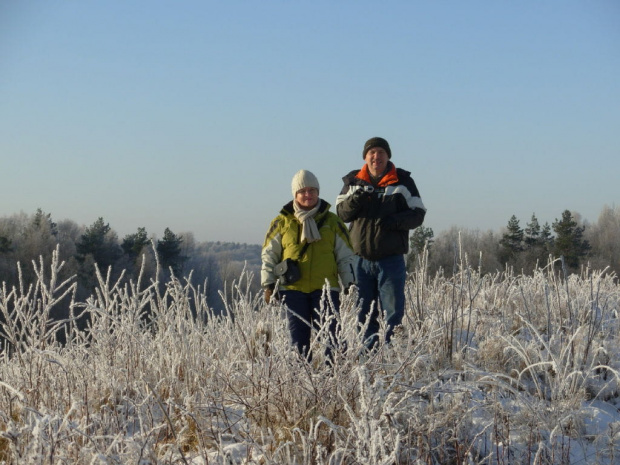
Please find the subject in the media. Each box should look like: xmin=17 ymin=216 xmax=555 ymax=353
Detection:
xmin=1 ymin=246 xmax=620 ymax=464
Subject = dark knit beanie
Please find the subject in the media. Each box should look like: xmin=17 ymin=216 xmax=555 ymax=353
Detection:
xmin=363 ymin=137 xmax=391 ymax=159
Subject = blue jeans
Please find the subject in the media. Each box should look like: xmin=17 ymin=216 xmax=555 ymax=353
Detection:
xmin=356 ymin=254 xmax=406 ymax=347
xmin=279 ymin=289 xmax=340 ymax=360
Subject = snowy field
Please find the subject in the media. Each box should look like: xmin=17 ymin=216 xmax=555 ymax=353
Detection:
xmin=1 ymin=247 xmax=620 ymax=464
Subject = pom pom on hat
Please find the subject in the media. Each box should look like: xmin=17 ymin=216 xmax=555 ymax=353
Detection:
xmin=363 ymin=137 xmax=391 ymax=159
xmin=291 ymin=169 xmax=320 ymax=197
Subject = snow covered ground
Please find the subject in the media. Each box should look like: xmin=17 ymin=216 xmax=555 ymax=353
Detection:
xmin=1 ymin=248 xmax=619 ymax=464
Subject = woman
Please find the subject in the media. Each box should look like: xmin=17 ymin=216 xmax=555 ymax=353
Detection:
xmin=261 ymin=169 xmax=356 ymax=360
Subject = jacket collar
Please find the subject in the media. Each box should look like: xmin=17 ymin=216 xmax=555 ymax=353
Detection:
xmin=355 ymin=161 xmax=399 ymax=187
xmin=282 ymin=198 xmax=329 ymax=216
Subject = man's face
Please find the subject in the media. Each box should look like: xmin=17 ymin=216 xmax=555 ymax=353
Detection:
xmin=364 ymin=147 xmax=389 ymax=177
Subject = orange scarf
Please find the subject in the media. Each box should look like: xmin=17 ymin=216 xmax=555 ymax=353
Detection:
xmin=355 ymin=162 xmax=399 ymax=187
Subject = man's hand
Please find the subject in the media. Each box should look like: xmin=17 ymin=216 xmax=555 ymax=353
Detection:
xmin=350 ymin=188 xmax=371 ymax=207
xmin=350 ymin=189 xmax=364 ymax=204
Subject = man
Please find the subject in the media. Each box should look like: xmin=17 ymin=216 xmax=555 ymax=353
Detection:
xmin=336 ymin=137 xmax=426 ymax=348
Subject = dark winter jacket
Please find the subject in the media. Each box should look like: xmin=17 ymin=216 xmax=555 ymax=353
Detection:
xmin=336 ymin=162 xmax=426 ymax=261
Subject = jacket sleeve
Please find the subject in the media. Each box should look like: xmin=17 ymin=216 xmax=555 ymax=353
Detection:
xmin=391 ymin=178 xmax=427 ymax=231
xmin=261 ymin=217 xmax=283 ymax=287
xmin=333 ymin=218 xmax=356 ymax=287
xmin=392 ymin=206 xmax=426 ymax=231
xmin=336 ymin=184 xmax=367 ymax=223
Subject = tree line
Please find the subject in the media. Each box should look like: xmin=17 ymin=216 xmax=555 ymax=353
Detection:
xmin=407 ymin=205 xmax=620 ymax=279
xmin=0 ymin=210 xmax=262 ymax=331
xmin=3 ymin=205 xmax=615 ymax=349
xmin=1 ymin=205 xmax=618 ymax=314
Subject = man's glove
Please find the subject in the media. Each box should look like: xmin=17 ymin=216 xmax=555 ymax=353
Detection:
xmin=380 ymin=215 xmax=399 ymax=230
xmin=349 ymin=188 xmax=370 ymax=208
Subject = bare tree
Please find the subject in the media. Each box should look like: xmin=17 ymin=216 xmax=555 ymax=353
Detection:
xmin=428 ymin=226 xmax=501 ymax=276
xmin=586 ymin=204 xmax=620 ymax=276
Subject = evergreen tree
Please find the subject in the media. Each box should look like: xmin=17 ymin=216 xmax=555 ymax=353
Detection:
xmin=76 ymin=217 xmax=122 ymax=270
xmin=499 ymin=215 xmax=524 ymax=264
xmin=407 ymin=226 xmax=434 ymax=271
xmin=122 ymin=227 xmax=150 ymax=261
xmin=540 ymin=222 xmax=554 ymax=258
xmin=32 ymin=208 xmax=58 ymax=237
xmin=541 ymin=222 xmax=553 ymax=245
xmin=521 ymin=214 xmax=555 ymax=269
xmin=157 ymin=228 xmax=186 ymax=276
xmin=524 ymin=214 xmax=541 ymax=248
xmin=552 ymin=210 xmax=591 ymax=269
xmin=410 ymin=226 xmax=434 ymax=255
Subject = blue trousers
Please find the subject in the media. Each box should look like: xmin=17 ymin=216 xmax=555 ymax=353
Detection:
xmin=356 ymin=254 xmax=406 ymax=347
xmin=279 ymin=289 xmax=340 ymax=360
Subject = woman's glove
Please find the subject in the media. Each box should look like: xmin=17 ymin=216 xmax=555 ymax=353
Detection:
xmin=343 ymin=283 xmax=357 ymax=295
xmin=264 ymin=284 xmax=277 ymax=304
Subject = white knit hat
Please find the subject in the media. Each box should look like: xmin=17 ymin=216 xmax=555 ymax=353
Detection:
xmin=291 ymin=169 xmax=320 ymax=197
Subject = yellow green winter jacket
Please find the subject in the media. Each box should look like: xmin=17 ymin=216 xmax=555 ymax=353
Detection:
xmin=261 ymin=199 xmax=356 ymax=293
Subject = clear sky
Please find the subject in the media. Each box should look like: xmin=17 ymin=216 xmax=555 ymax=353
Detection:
xmin=1 ymin=1 xmax=618 ymax=245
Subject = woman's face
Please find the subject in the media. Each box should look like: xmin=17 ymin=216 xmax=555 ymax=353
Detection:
xmin=295 ymin=187 xmax=319 ymax=210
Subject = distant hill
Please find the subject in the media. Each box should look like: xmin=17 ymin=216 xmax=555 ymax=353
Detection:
xmin=194 ymin=241 xmax=262 ymax=268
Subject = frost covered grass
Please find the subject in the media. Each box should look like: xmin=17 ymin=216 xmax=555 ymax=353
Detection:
xmin=1 ymin=247 xmax=620 ymax=464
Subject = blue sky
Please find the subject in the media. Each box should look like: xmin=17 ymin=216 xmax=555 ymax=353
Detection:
xmin=1 ymin=1 xmax=618 ymax=244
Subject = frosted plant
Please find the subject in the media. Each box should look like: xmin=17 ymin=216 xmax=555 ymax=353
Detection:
xmin=1 ymin=245 xmax=620 ymax=464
